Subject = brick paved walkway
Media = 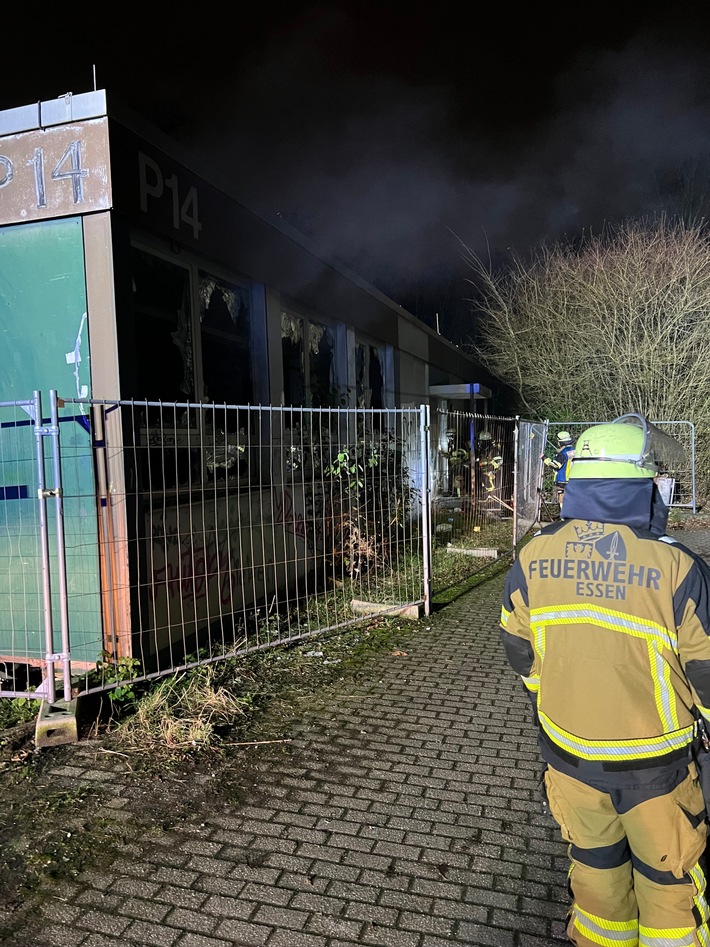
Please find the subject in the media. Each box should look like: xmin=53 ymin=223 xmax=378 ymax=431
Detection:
xmin=7 ymin=529 xmax=710 ymax=947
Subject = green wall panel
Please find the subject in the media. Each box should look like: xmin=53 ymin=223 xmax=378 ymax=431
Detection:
xmin=0 ymin=217 xmax=103 ymax=670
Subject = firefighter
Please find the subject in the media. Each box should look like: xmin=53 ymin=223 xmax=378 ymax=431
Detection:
xmin=476 ymin=430 xmax=505 ymax=512
xmin=500 ymin=413 xmax=710 ymax=946
xmin=544 ymin=430 xmax=576 ymax=507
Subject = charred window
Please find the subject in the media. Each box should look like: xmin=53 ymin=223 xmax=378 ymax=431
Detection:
xmin=199 ymin=273 xmax=252 ymax=407
xmin=131 ymin=248 xmax=193 ymax=401
xmin=309 ymin=321 xmax=338 ymax=407
xmin=281 ymin=312 xmax=342 ymax=408
xmin=356 ymin=342 xmax=385 ymax=408
xmin=281 ymin=312 xmax=306 ymax=406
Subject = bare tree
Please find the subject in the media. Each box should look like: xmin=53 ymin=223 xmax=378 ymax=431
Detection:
xmin=465 ymin=217 xmax=710 ymax=498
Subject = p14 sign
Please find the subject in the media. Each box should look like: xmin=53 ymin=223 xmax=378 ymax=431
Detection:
xmin=0 ymin=118 xmax=111 ymax=226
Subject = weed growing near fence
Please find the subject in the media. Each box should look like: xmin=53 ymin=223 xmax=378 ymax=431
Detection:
xmin=94 ymin=651 xmax=142 ymax=705
xmin=0 ymin=696 xmax=41 ymax=730
xmin=115 ymin=662 xmax=254 ymax=751
xmin=105 ymin=608 xmax=420 ymax=771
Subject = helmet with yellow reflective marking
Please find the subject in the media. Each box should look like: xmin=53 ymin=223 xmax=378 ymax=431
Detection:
xmin=568 ymin=414 xmax=684 ymax=480
xmin=556 ymin=430 xmax=573 ymax=445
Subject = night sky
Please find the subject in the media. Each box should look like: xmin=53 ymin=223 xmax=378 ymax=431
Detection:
xmin=4 ymin=3 xmax=710 ymax=339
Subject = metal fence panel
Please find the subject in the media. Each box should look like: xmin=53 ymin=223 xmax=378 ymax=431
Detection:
xmin=514 ymin=419 xmax=548 ymax=544
xmin=429 ymin=411 xmax=518 ymax=594
xmin=52 ymin=401 xmax=428 ymax=697
xmin=0 ymin=392 xmax=75 ymax=701
xmin=0 ymin=396 xmax=44 ymax=698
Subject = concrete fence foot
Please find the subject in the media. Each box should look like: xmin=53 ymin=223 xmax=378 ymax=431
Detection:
xmin=35 ymin=698 xmax=79 ymax=748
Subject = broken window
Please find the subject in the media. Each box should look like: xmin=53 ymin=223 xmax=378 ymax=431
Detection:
xmin=199 ymin=272 xmax=252 ymax=407
xmin=130 ymin=247 xmax=194 ymax=401
xmin=355 ymin=342 xmax=385 ymax=408
xmin=309 ymin=321 xmax=338 ymax=407
xmin=281 ymin=311 xmax=306 ymax=406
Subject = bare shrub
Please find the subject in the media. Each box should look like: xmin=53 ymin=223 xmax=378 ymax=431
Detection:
xmin=466 ymin=217 xmax=710 ymax=499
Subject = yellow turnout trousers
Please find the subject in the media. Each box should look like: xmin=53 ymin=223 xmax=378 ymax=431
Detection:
xmin=544 ymin=765 xmax=709 ymax=947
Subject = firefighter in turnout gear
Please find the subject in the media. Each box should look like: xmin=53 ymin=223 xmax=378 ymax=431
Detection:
xmin=500 ymin=414 xmax=710 ymax=946
xmin=475 ymin=429 xmax=505 ymax=513
xmin=544 ymin=430 xmax=576 ymax=507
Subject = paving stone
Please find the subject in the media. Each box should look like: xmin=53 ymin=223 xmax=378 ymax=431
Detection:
xmin=76 ymin=910 xmax=132 ymax=936
xmin=122 ymin=918 xmax=181 ymax=946
xmin=179 ymin=840 xmax=224 ymax=857
xmin=267 ymin=932 xmax=328 ymax=947
xmin=176 ymin=936 xmax=232 ymax=947
xmin=150 ymin=867 xmax=201 ymax=887
xmin=75 ymin=890 xmax=124 ymax=911
xmin=163 ymin=906 xmax=219 ymax=934
xmin=79 ymin=937 xmax=124 ymax=947
xmin=305 ymin=914 xmax=364 ymax=939
xmin=250 ymin=903 xmax=310 ymax=929
xmin=38 ymin=900 xmax=84 ymax=924
xmin=360 ymin=928 xmax=422 ymax=947
xmin=118 ymin=897 xmax=171 ymax=923
xmin=32 ymin=924 xmax=89 ymax=947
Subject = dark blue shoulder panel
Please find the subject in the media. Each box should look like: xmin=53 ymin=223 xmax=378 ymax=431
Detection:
xmin=502 ymin=556 xmax=528 ymax=610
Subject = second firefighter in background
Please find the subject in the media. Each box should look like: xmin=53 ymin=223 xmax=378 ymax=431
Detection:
xmin=544 ymin=429 xmax=575 ymax=507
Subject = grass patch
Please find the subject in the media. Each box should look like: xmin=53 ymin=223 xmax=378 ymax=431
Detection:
xmin=0 ymin=697 xmax=41 ymax=730
xmin=102 ymin=608 xmax=421 ymax=772
xmin=115 ymin=662 xmax=255 ymax=752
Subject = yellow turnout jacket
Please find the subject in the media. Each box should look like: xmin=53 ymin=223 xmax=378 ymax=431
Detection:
xmin=501 ymin=478 xmax=710 ymax=787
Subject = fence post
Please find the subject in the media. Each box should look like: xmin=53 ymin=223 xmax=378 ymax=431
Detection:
xmin=47 ymin=391 xmax=72 ymax=701
xmin=32 ymin=390 xmax=72 ymax=705
xmin=512 ymin=416 xmax=520 ymax=559
xmin=33 ymin=390 xmax=56 ymax=705
xmin=691 ymin=422 xmax=697 ymax=513
xmin=419 ymin=404 xmax=432 ymax=615
xmin=92 ymin=402 xmax=118 ymax=660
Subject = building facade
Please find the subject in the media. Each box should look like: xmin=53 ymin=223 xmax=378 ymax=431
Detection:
xmin=0 ymin=89 xmax=503 ymax=689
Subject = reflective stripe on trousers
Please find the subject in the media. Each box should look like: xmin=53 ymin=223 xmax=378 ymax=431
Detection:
xmin=543 ymin=765 xmax=709 ymax=947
